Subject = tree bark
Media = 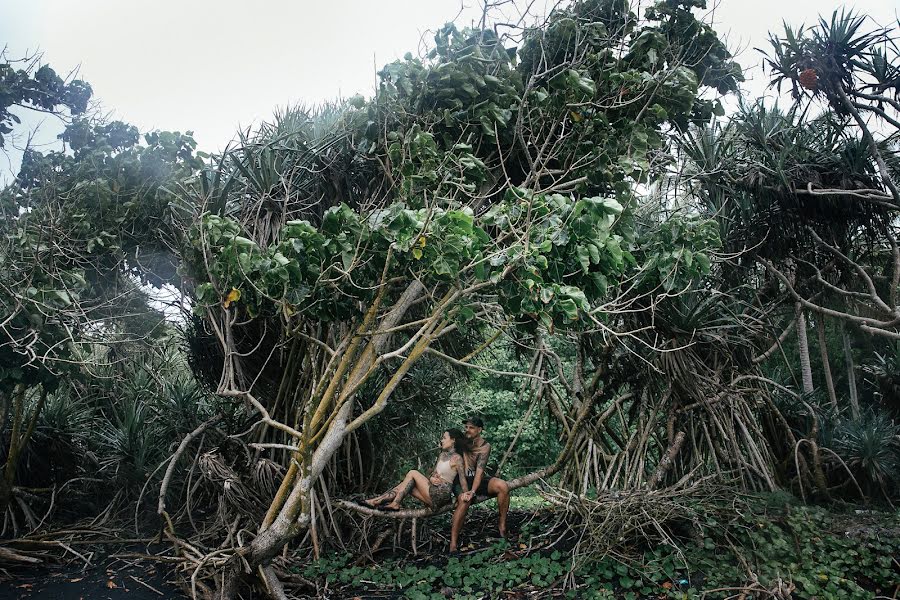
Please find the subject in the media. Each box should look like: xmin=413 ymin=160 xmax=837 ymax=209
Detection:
xmin=0 ymin=478 xmax=11 ymax=517
xmin=841 ymin=321 xmax=861 ymax=419
xmin=0 ymin=385 xmax=45 ymax=515
xmin=816 ymin=313 xmax=838 ymax=411
xmin=795 ymin=303 xmax=815 ymax=395
xmin=647 ymin=431 xmax=686 ymax=489
xmin=219 ymin=282 xmax=430 ymax=595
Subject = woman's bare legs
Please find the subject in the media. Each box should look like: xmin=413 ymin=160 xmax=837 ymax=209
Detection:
xmin=383 ymin=470 xmax=432 ymax=510
xmin=364 ymin=470 xmax=433 ymax=508
xmin=363 ymin=488 xmax=397 ymax=507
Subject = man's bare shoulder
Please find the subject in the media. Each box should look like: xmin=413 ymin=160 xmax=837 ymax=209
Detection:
xmin=472 ymin=441 xmax=491 ymax=468
xmin=473 ymin=441 xmax=491 ymax=455
xmin=472 ymin=440 xmax=491 ymax=453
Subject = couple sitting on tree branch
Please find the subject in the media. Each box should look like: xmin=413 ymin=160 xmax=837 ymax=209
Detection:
xmin=363 ymin=417 xmax=510 ymax=551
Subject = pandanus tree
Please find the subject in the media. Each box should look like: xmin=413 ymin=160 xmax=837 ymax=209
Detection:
xmin=757 ymin=11 xmax=900 ymax=356
xmin=677 ymin=10 xmax=900 ymax=499
xmin=174 ymin=1 xmax=740 ymax=595
xmin=679 ymin=103 xmax=897 ymax=495
xmin=761 ymin=12 xmax=900 ymax=426
xmin=765 ymin=9 xmax=900 ymax=204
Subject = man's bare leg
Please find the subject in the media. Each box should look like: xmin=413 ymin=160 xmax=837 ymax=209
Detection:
xmin=449 ymin=496 xmax=469 ymax=552
xmin=488 ymin=478 xmax=510 ymax=538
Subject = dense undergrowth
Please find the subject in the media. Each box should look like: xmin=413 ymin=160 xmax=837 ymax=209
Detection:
xmin=297 ymin=497 xmax=899 ymax=599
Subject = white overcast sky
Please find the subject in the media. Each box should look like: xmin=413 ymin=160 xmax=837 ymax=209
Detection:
xmin=1 ymin=0 xmax=897 ymax=173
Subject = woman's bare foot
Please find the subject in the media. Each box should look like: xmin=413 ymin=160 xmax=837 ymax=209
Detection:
xmin=383 ymin=500 xmax=402 ymax=510
xmin=363 ymin=491 xmax=395 ymax=507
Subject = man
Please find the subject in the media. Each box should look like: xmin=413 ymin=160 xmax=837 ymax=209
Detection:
xmin=449 ymin=416 xmax=510 ymax=552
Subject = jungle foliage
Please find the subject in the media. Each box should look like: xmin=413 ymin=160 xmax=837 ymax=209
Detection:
xmin=0 ymin=1 xmax=899 ymax=598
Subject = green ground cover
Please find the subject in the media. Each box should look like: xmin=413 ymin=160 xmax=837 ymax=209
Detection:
xmin=297 ymin=498 xmax=899 ymax=599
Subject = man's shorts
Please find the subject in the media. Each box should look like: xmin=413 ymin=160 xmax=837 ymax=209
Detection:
xmin=464 ymin=474 xmax=493 ymax=496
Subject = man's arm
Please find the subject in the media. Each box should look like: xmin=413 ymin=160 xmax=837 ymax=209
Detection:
xmin=453 ymin=456 xmax=469 ymax=493
xmin=468 ymin=443 xmax=491 ymax=498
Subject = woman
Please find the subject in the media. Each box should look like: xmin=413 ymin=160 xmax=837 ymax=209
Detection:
xmin=364 ymin=429 xmax=470 ymax=510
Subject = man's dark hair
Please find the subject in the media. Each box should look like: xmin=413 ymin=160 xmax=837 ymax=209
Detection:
xmin=463 ymin=416 xmax=484 ymax=428
xmin=446 ymin=428 xmax=472 ymax=455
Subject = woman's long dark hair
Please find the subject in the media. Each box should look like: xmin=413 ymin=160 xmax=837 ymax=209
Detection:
xmin=446 ymin=428 xmax=471 ymax=456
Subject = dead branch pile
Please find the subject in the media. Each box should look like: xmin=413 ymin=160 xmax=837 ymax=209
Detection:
xmin=540 ymin=478 xmax=744 ymax=566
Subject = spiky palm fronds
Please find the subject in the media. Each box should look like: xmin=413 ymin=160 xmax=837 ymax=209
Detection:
xmin=831 ymin=410 xmax=900 ymax=496
xmin=765 ymin=10 xmax=896 ymax=106
xmin=91 ymin=398 xmax=156 ymax=496
xmin=153 ymin=375 xmax=212 ymax=432
xmin=681 ymin=101 xmax=890 ymax=262
xmin=187 ymin=101 xmax=380 ymax=250
xmin=34 ymin=389 xmax=95 ymax=440
xmin=15 ymin=390 xmax=97 ymax=490
xmin=648 ymin=292 xmax=751 ymax=402
xmin=862 ymin=343 xmax=900 ymax=415
xmin=85 ymin=345 xmax=219 ymax=495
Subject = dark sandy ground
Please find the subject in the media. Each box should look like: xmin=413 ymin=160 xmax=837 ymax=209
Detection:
xmin=0 ymin=508 xmax=523 ymax=599
xmin=0 ymin=554 xmax=185 ymax=600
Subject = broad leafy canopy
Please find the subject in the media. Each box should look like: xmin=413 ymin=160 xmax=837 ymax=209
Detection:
xmin=0 ymin=119 xmax=201 ymax=394
xmin=184 ymin=0 xmax=735 ymax=333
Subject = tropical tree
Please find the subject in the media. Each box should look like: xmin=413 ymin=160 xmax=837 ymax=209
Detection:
xmin=0 ymin=117 xmax=201 ymax=514
xmin=172 ymin=1 xmax=741 ymax=595
xmin=765 ymin=9 xmax=900 ymax=204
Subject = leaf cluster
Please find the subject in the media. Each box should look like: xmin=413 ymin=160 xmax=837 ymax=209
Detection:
xmin=185 ymin=185 xmax=707 ymax=332
xmin=0 ymin=57 xmax=92 ymax=147
xmin=0 ymin=118 xmax=202 ymax=394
